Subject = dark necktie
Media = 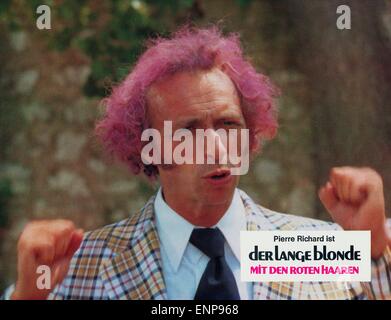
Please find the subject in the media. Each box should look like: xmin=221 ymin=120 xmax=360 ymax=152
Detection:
xmin=189 ymin=227 xmax=240 ymax=300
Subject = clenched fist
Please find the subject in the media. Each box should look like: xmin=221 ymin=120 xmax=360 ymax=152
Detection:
xmin=11 ymin=219 xmax=83 ymax=300
xmin=318 ymin=167 xmax=391 ymax=259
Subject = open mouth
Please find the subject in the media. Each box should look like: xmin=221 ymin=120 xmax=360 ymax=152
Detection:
xmin=203 ymin=169 xmax=232 ymax=180
xmin=210 ymin=171 xmax=230 ymax=180
xmin=203 ymin=169 xmax=233 ymax=186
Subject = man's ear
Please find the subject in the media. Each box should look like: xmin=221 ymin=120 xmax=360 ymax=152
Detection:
xmin=143 ymin=164 xmax=158 ymax=178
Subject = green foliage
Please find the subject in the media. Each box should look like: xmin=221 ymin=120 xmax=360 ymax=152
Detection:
xmin=0 ymin=0 xmax=12 ymax=15
xmin=1 ymin=0 xmax=200 ymax=97
xmin=235 ymin=0 xmax=253 ymax=7
xmin=0 ymin=179 xmax=12 ymax=228
xmin=72 ymin=1 xmax=162 ymax=97
xmin=1 ymin=0 xmax=258 ymax=96
xmin=0 ymin=30 xmax=16 ymax=229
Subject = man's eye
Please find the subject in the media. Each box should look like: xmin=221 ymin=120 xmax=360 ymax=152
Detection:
xmin=223 ymin=121 xmax=238 ymax=126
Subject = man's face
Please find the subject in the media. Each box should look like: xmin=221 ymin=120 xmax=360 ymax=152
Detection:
xmin=146 ymin=68 xmax=247 ymax=211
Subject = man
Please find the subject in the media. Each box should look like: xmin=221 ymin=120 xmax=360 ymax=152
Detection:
xmin=3 ymin=26 xmax=391 ymax=300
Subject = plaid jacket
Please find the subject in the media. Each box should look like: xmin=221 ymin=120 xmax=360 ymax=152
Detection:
xmin=37 ymin=189 xmax=391 ymax=299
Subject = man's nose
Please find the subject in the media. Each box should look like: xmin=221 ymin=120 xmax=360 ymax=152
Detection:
xmin=204 ymin=129 xmax=228 ymax=165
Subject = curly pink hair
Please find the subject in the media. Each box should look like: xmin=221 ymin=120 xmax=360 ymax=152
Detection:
xmin=95 ymin=25 xmax=279 ymax=179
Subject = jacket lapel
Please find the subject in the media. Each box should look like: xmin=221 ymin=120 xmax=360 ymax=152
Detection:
xmin=239 ymin=189 xmax=277 ymax=232
xmin=239 ymin=190 xmax=298 ymax=300
xmin=99 ymin=196 xmax=167 ymax=300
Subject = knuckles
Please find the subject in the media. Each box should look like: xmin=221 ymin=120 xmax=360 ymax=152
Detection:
xmin=17 ymin=232 xmax=54 ymax=255
xmin=17 ymin=219 xmax=76 ymax=256
xmin=329 ymin=166 xmax=382 ymax=187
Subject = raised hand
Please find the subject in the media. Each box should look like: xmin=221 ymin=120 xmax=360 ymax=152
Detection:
xmin=319 ymin=166 xmax=390 ymax=259
xmin=11 ymin=219 xmax=83 ymax=300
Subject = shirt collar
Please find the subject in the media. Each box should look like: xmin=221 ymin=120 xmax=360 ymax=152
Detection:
xmin=154 ymin=187 xmax=246 ymax=272
xmin=154 ymin=187 xmax=194 ymax=272
xmin=216 ymin=189 xmax=246 ymax=261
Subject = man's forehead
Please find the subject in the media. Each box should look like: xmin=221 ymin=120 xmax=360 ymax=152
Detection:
xmin=146 ymin=68 xmax=239 ymax=113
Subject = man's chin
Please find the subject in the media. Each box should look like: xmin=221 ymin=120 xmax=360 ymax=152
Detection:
xmin=201 ymin=184 xmax=236 ymax=203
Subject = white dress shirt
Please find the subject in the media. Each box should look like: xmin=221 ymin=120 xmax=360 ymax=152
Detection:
xmin=154 ymin=187 xmax=253 ymax=300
